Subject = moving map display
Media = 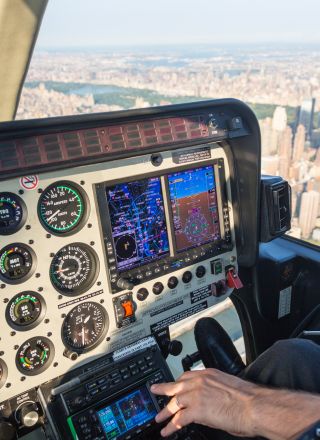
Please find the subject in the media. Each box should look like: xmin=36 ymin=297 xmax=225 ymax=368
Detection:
xmin=168 ymin=165 xmax=221 ymax=252
xmin=106 ymin=177 xmax=169 ymax=271
xmin=97 ymin=387 xmax=157 ymax=439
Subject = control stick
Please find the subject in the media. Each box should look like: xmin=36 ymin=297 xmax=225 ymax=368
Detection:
xmin=0 ymin=419 xmax=17 ymax=440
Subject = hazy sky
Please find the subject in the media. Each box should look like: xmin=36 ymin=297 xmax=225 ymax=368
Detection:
xmin=36 ymin=0 xmax=320 ymax=48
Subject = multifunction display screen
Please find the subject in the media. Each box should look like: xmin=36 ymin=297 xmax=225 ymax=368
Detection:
xmin=168 ymin=165 xmax=221 ymax=252
xmin=97 ymin=387 xmax=157 ymax=439
xmin=106 ymin=177 xmax=169 ymax=271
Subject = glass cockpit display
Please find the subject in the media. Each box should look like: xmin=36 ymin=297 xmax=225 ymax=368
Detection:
xmin=168 ymin=165 xmax=221 ymax=252
xmin=97 ymin=386 xmax=157 ymax=439
xmin=106 ymin=177 xmax=169 ymax=271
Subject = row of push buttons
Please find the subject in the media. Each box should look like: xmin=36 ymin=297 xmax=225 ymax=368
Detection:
xmin=85 ymin=354 xmax=156 ymax=398
xmin=136 ymin=265 xmax=207 ymax=302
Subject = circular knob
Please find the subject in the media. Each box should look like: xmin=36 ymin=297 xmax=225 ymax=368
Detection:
xmin=168 ymin=340 xmax=183 ymax=356
xmin=18 ymin=402 xmax=39 ymax=427
xmin=117 ymin=277 xmax=134 ymax=290
xmin=182 ymin=271 xmax=192 ymax=284
xmin=136 ymin=288 xmax=149 ymax=301
xmin=63 ymin=349 xmax=78 ymax=361
xmin=196 ymin=265 xmax=206 ymax=278
xmin=0 ymin=419 xmax=17 ymax=440
xmin=208 ymin=117 xmax=218 ymax=129
xmin=167 ymin=276 xmax=178 ymax=289
xmin=152 ymin=282 xmax=164 ymax=295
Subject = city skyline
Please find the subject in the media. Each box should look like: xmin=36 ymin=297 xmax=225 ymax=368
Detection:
xmin=16 ymin=46 xmax=320 ymax=244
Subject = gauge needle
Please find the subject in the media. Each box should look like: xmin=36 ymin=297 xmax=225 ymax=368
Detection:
xmin=84 ymin=315 xmax=90 ymax=324
xmin=47 ymin=210 xmax=60 ymax=223
xmin=54 ymin=268 xmax=69 ymax=273
xmin=82 ymin=327 xmax=85 ymax=345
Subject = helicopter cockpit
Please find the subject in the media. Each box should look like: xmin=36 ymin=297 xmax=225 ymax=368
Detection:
xmin=1 ymin=1 xmax=319 ymax=440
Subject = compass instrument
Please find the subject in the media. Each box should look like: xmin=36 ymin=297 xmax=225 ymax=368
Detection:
xmin=0 ymin=243 xmax=36 ymax=284
xmin=62 ymin=302 xmax=108 ymax=353
xmin=16 ymin=337 xmax=54 ymax=375
xmin=50 ymin=243 xmax=99 ymax=295
xmin=0 ymin=192 xmax=27 ymax=235
xmin=38 ymin=181 xmax=88 ymax=235
xmin=6 ymin=292 xmax=46 ymax=330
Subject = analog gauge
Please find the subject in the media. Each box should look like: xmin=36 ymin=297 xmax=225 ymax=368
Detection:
xmin=0 ymin=359 xmax=8 ymax=389
xmin=0 ymin=192 xmax=27 ymax=235
xmin=16 ymin=337 xmax=54 ymax=376
xmin=0 ymin=243 xmax=36 ymax=284
xmin=38 ymin=181 xmax=89 ymax=235
xmin=62 ymin=302 xmax=108 ymax=353
xmin=50 ymin=243 xmax=99 ymax=295
xmin=6 ymin=292 xmax=46 ymax=330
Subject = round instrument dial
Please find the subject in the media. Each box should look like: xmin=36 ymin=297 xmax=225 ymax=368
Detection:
xmin=0 ymin=359 xmax=8 ymax=389
xmin=0 ymin=244 xmax=36 ymax=284
xmin=0 ymin=193 xmax=27 ymax=235
xmin=38 ymin=181 xmax=88 ymax=235
xmin=6 ymin=292 xmax=46 ymax=330
xmin=50 ymin=243 xmax=99 ymax=295
xmin=16 ymin=337 xmax=54 ymax=375
xmin=62 ymin=302 xmax=108 ymax=353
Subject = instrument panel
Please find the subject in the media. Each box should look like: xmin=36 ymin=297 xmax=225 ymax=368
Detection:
xmin=0 ymin=99 xmax=262 ymax=439
xmin=0 ymin=142 xmax=237 ymax=403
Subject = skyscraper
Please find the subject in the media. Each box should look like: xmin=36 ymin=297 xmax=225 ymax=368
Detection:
xmin=298 ymin=98 xmax=316 ymax=140
xmin=299 ymin=190 xmax=320 ymax=239
xmin=278 ymin=126 xmax=293 ymax=180
xmin=292 ymin=124 xmax=306 ymax=162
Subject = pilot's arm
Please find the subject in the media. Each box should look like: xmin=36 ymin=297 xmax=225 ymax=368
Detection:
xmin=151 ymin=369 xmax=320 ymax=439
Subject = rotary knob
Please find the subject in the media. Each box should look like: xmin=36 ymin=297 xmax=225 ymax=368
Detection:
xmin=136 ymin=288 xmax=149 ymax=301
xmin=182 ymin=271 xmax=192 ymax=284
xmin=208 ymin=117 xmax=219 ymax=129
xmin=196 ymin=265 xmax=206 ymax=278
xmin=152 ymin=282 xmax=164 ymax=295
xmin=17 ymin=402 xmax=39 ymax=428
xmin=167 ymin=276 xmax=178 ymax=289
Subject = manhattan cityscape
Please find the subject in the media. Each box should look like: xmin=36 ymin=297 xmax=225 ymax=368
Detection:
xmin=17 ymin=45 xmax=320 ymax=245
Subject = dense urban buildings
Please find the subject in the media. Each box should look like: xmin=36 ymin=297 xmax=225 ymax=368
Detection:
xmin=17 ymin=45 xmax=320 ymax=244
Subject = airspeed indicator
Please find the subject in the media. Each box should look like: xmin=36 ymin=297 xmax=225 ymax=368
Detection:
xmin=38 ymin=181 xmax=89 ymax=235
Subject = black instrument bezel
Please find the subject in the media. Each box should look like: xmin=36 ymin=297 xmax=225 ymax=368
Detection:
xmin=95 ymin=151 xmax=232 ymax=293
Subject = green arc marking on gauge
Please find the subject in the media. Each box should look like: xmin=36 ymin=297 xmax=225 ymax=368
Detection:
xmin=41 ymin=185 xmax=84 ymax=232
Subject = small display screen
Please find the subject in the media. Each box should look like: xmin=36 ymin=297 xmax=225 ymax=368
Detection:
xmin=106 ymin=177 xmax=169 ymax=271
xmin=97 ymin=387 xmax=157 ymax=439
xmin=168 ymin=165 xmax=221 ymax=252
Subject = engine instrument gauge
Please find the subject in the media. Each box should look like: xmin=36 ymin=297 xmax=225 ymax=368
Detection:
xmin=0 ymin=359 xmax=8 ymax=389
xmin=16 ymin=337 xmax=54 ymax=375
xmin=6 ymin=292 xmax=46 ymax=330
xmin=0 ymin=243 xmax=36 ymax=284
xmin=62 ymin=302 xmax=108 ymax=353
xmin=50 ymin=243 xmax=99 ymax=295
xmin=0 ymin=192 xmax=27 ymax=235
xmin=38 ymin=181 xmax=89 ymax=235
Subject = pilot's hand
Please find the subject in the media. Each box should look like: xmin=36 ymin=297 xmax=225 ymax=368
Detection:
xmin=151 ymin=368 xmax=257 ymax=438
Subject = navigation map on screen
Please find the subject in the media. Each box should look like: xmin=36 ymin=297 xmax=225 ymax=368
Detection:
xmin=106 ymin=177 xmax=169 ymax=271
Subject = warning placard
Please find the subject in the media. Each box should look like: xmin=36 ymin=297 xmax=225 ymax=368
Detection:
xmin=19 ymin=175 xmax=39 ymax=190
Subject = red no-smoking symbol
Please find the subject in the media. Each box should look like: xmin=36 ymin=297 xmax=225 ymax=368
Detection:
xmin=19 ymin=175 xmax=39 ymax=190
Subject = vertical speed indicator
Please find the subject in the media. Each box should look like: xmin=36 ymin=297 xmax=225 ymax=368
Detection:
xmin=38 ymin=181 xmax=89 ymax=235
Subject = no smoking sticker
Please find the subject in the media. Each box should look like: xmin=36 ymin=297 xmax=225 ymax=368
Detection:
xmin=19 ymin=175 xmax=39 ymax=190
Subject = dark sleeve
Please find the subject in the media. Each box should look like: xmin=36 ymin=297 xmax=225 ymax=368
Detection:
xmin=297 ymin=421 xmax=320 ymax=440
